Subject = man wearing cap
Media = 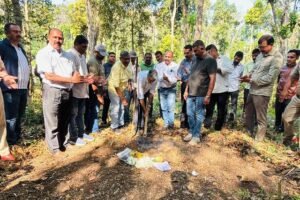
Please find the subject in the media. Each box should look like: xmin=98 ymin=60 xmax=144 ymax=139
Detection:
xmin=134 ymin=69 xmax=158 ymax=132
xmin=124 ymin=51 xmax=140 ymax=124
xmin=108 ymin=51 xmax=133 ymax=133
xmin=36 ymin=28 xmax=83 ymax=154
xmin=85 ymin=44 xmax=107 ymax=134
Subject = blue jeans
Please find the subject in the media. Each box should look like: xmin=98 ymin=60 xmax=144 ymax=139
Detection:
xmin=159 ymin=87 xmax=176 ymax=127
xmin=124 ymin=89 xmax=133 ymax=123
xmin=69 ymin=97 xmax=86 ymax=142
xmin=187 ymin=96 xmax=205 ymax=138
xmin=3 ymin=89 xmax=27 ymax=145
xmin=84 ymin=86 xmax=99 ymax=133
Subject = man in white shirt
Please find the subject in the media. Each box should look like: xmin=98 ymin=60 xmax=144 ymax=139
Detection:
xmin=68 ymin=35 xmax=94 ymax=146
xmin=36 ymin=28 xmax=83 ymax=154
xmin=227 ymin=51 xmax=244 ymax=123
xmin=204 ymin=44 xmax=234 ymax=130
xmin=133 ymin=70 xmax=158 ymax=132
xmin=155 ymin=51 xmax=178 ymax=129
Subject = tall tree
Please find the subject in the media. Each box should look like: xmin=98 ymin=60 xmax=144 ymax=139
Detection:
xmin=194 ymin=0 xmax=205 ymax=40
xmin=11 ymin=0 xmax=22 ymax=27
xmin=86 ymin=0 xmax=99 ymax=57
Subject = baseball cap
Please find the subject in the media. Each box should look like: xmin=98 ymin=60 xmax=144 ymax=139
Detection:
xmin=95 ymin=44 xmax=107 ymax=56
xmin=129 ymin=50 xmax=137 ymax=58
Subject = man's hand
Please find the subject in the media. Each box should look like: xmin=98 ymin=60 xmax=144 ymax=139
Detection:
xmin=71 ymin=71 xmax=84 ymax=83
xmin=84 ymin=74 xmax=95 ymax=84
xmin=121 ymin=97 xmax=128 ymax=106
xmin=3 ymin=75 xmax=18 ymax=89
xmin=240 ymin=75 xmax=251 ymax=83
xmin=96 ymin=94 xmax=104 ymax=105
xmin=184 ymin=90 xmax=188 ymax=101
xmin=163 ymin=73 xmax=169 ymax=82
xmin=183 ymin=67 xmax=190 ymax=75
xmin=204 ymin=96 xmax=211 ymax=105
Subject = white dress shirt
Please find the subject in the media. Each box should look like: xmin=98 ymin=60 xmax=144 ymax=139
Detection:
xmin=14 ymin=46 xmax=30 ymax=89
xmin=68 ymin=48 xmax=89 ymax=99
xmin=137 ymin=71 xmax=157 ymax=99
xmin=228 ymin=63 xmax=243 ymax=92
xmin=213 ymin=55 xmax=234 ymax=94
xmin=36 ymin=44 xmax=75 ymax=89
xmin=155 ymin=61 xmax=178 ymax=88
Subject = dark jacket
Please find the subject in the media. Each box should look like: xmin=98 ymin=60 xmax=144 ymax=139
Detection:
xmin=0 ymin=38 xmax=28 ymax=91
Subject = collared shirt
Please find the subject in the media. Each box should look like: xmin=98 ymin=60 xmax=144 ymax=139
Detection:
xmin=103 ymin=62 xmax=114 ymax=78
xmin=242 ymin=61 xmax=255 ymax=89
xmin=13 ymin=45 xmax=30 ymax=89
xmin=140 ymin=62 xmax=155 ymax=71
xmin=36 ymin=44 xmax=75 ymax=89
xmin=155 ymin=61 xmax=178 ymax=88
xmin=278 ymin=64 xmax=297 ymax=98
xmin=137 ymin=71 xmax=157 ymax=99
xmin=213 ymin=55 xmax=233 ymax=94
xmin=108 ymin=61 xmax=133 ymax=94
xmin=177 ymin=58 xmax=192 ymax=82
xmin=250 ymin=49 xmax=283 ymax=97
xmin=68 ymin=48 xmax=89 ymax=99
xmin=228 ymin=63 xmax=243 ymax=92
xmin=87 ymin=56 xmax=104 ymax=77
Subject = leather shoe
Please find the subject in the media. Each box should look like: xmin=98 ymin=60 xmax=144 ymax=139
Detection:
xmin=1 ymin=153 xmax=15 ymax=161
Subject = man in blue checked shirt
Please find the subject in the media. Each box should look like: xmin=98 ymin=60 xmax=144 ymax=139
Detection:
xmin=177 ymin=45 xmax=193 ymax=129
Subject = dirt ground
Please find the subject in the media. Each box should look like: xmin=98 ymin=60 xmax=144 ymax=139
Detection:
xmin=0 ymin=119 xmax=299 ymax=200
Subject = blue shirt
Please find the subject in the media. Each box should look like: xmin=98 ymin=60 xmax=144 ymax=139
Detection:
xmin=103 ymin=62 xmax=114 ymax=78
xmin=177 ymin=58 xmax=192 ymax=82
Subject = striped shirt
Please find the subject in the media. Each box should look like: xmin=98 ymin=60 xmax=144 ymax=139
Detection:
xmin=14 ymin=46 xmax=30 ymax=89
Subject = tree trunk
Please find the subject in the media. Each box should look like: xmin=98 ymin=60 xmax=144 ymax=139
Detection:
xmin=86 ymin=0 xmax=99 ymax=57
xmin=11 ymin=0 xmax=22 ymax=27
xmin=194 ymin=0 xmax=205 ymax=40
xmin=23 ymin=0 xmax=34 ymax=95
xmin=181 ymin=0 xmax=189 ymax=44
xmin=171 ymin=0 xmax=177 ymax=51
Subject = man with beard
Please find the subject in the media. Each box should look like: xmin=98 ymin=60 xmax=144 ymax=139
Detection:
xmin=36 ymin=28 xmax=83 ymax=154
xmin=183 ymin=40 xmax=217 ymax=145
xmin=177 ymin=45 xmax=193 ymax=129
xmin=85 ymin=44 xmax=107 ymax=134
xmin=0 ymin=23 xmax=30 ymax=145
xmin=275 ymin=49 xmax=299 ymax=132
xmin=101 ymin=52 xmax=116 ymax=126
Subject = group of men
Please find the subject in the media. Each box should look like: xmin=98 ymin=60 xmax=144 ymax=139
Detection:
xmin=0 ymin=23 xmax=299 ymax=159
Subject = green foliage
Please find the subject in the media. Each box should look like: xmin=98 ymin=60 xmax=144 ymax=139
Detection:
xmin=67 ymin=0 xmax=87 ymax=36
xmin=244 ymin=0 xmax=266 ymax=25
xmin=279 ymin=12 xmax=299 ymax=39
xmin=211 ymin=0 xmax=238 ymax=53
xmin=158 ymin=34 xmax=182 ymax=61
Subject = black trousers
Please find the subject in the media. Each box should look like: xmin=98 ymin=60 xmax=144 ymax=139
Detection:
xmin=204 ymin=92 xmax=229 ymax=130
xmin=180 ymin=82 xmax=189 ymax=128
xmin=243 ymin=89 xmax=249 ymax=112
xmin=275 ymin=97 xmax=291 ymax=131
xmin=102 ymin=89 xmax=110 ymax=123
